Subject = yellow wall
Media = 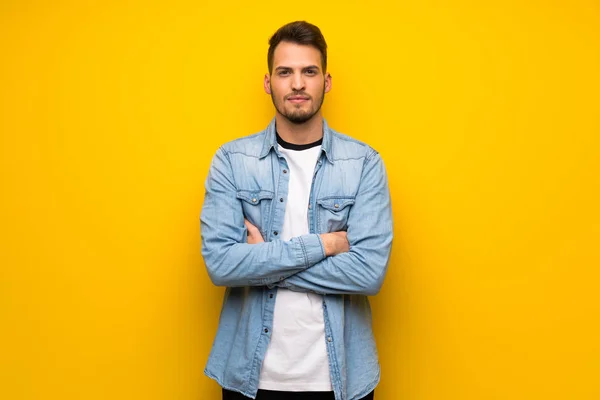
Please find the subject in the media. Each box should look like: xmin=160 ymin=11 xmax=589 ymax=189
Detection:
xmin=1 ymin=1 xmax=599 ymax=399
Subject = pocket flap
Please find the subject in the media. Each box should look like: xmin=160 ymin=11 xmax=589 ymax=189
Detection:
xmin=236 ymin=190 xmax=274 ymax=204
xmin=317 ymin=197 xmax=355 ymax=211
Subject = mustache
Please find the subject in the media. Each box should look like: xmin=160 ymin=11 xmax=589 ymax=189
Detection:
xmin=285 ymin=92 xmax=311 ymax=99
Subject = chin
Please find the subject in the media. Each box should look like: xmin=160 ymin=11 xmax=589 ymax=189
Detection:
xmin=290 ymin=113 xmax=318 ymax=124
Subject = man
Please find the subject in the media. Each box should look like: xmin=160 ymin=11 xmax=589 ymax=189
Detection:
xmin=200 ymin=21 xmax=393 ymax=400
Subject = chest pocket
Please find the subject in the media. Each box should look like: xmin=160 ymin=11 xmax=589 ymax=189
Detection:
xmin=237 ymin=189 xmax=274 ymax=236
xmin=316 ymin=196 xmax=355 ymax=233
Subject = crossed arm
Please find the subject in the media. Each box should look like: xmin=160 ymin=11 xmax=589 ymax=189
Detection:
xmin=200 ymin=147 xmax=393 ymax=295
xmin=244 ymin=219 xmax=349 ymax=257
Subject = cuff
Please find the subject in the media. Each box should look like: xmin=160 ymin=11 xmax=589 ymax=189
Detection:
xmin=297 ymin=233 xmax=326 ymax=268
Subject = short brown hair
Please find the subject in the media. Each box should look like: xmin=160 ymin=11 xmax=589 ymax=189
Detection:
xmin=267 ymin=21 xmax=328 ymax=75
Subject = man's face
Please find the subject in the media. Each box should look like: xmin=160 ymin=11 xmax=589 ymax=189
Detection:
xmin=264 ymin=42 xmax=332 ymax=125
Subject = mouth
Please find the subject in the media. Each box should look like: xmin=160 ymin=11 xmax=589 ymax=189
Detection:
xmin=287 ymin=96 xmax=310 ymax=104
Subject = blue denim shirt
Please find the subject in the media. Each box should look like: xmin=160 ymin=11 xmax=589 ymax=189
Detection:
xmin=200 ymin=118 xmax=393 ymax=400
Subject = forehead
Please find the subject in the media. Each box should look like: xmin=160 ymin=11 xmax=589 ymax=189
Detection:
xmin=272 ymin=41 xmax=323 ymax=69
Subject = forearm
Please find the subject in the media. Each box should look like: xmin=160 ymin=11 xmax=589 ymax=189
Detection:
xmin=201 ymin=221 xmax=326 ymax=287
xmin=201 ymin=147 xmax=327 ymax=287
xmin=275 ymin=151 xmax=393 ymax=295
xmin=274 ymin=235 xmax=392 ymax=295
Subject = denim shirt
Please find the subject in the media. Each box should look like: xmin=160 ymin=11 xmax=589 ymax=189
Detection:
xmin=200 ymin=118 xmax=393 ymax=400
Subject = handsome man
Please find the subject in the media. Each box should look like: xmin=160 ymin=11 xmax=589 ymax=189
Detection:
xmin=200 ymin=21 xmax=393 ymax=400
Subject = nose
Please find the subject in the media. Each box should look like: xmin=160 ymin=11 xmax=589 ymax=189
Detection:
xmin=291 ymin=73 xmax=305 ymax=92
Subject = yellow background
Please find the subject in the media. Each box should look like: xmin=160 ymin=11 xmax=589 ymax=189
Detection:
xmin=1 ymin=1 xmax=599 ymax=399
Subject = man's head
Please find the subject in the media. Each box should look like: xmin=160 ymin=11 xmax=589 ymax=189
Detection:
xmin=267 ymin=21 xmax=327 ymax=75
xmin=264 ymin=21 xmax=332 ymax=125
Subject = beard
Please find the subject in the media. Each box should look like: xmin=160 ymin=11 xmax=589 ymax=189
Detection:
xmin=270 ymin=83 xmax=326 ymax=125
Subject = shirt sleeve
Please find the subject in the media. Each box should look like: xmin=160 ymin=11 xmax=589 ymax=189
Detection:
xmin=275 ymin=151 xmax=393 ymax=295
xmin=200 ymin=147 xmax=326 ymax=287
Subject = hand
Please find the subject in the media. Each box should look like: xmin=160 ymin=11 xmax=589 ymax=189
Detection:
xmin=320 ymin=231 xmax=350 ymax=256
xmin=245 ymin=218 xmax=348 ymax=256
xmin=244 ymin=219 xmax=264 ymax=244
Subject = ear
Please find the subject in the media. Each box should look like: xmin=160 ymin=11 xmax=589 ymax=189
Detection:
xmin=324 ymin=72 xmax=332 ymax=93
xmin=264 ymin=73 xmax=271 ymax=95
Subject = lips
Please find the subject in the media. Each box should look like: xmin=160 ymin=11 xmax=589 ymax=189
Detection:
xmin=286 ymin=93 xmax=310 ymax=101
xmin=287 ymin=96 xmax=310 ymax=103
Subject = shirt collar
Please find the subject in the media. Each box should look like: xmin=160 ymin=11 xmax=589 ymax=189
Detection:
xmin=259 ymin=117 xmax=334 ymax=163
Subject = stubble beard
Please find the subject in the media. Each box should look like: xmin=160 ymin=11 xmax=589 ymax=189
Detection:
xmin=271 ymin=84 xmax=326 ymax=125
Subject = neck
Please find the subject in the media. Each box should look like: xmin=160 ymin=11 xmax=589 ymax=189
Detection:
xmin=275 ymin=112 xmax=324 ymax=145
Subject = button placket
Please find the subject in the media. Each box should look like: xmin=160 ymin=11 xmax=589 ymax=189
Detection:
xmin=270 ymin=156 xmax=288 ymax=242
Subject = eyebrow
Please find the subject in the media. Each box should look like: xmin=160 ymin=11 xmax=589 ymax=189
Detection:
xmin=275 ymin=65 xmax=321 ymax=72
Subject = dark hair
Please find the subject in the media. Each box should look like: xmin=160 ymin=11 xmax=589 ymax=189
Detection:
xmin=267 ymin=21 xmax=328 ymax=75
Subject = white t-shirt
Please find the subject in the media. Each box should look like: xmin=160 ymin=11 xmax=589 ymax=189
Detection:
xmin=257 ymin=139 xmax=332 ymax=392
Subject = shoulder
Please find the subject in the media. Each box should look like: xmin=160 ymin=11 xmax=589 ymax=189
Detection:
xmin=329 ymin=127 xmax=378 ymax=161
xmin=219 ymin=129 xmax=267 ymax=158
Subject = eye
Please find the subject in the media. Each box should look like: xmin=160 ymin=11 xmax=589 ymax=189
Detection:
xmin=278 ymin=70 xmax=291 ymax=76
xmin=305 ymin=69 xmax=317 ymax=75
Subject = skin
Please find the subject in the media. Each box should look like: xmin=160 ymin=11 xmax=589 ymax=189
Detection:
xmin=245 ymin=40 xmax=349 ymax=256
xmin=264 ymin=41 xmax=332 ymax=145
xmin=245 ymin=219 xmax=349 ymax=256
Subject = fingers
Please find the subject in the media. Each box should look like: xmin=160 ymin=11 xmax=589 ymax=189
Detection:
xmin=244 ymin=218 xmax=255 ymax=231
xmin=244 ymin=218 xmax=264 ymax=244
xmin=245 ymin=218 xmax=260 ymax=234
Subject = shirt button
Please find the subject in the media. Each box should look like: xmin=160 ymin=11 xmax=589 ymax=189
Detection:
xmin=283 ymin=169 xmax=288 ymax=174
xmin=279 ymin=198 xmax=284 ymax=202
xmin=334 ymin=203 xmax=339 ymax=209
xmin=327 ymin=336 xmax=332 ymax=342
xmin=264 ymin=328 xmax=269 ymax=333
xmin=252 ymin=198 xmax=257 ymax=203
xmin=273 ymin=231 xmax=278 ymax=236
xmin=308 ymin=204 xmax=312 ymax=209
xmin=269 ymin=293 xmax=273 ymax=298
